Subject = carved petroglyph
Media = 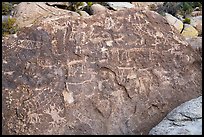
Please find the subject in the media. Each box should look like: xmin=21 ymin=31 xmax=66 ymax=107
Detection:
xmin=74 ymin=45 xmax=82 ymax=55
xmin=105 ymin=40 xmax=113 ymax=47
xmin=152 ymin=68 xmax=171 ymax=87
xmin=27 ymin=111 xmax=43 ymax=124
xmin=66 ymin=61 xmax=84 ymax=77
xmin=155 ymin=31 xmax=163 ymax=38
xmin=44 ymin=103 xmax=66 ymax=127
xmin=63 ymin=21 xmax=72 ymax=45
xmin=104 ymin=17 xmax=115 ymax=30
xmin=67 ymin=75 xmax=94 ymax=85
xmin=73 ymin=110 xmax=93 ymax=127
xmin=101 ymin=46 xmax=110 ymax=59
xmin=4 ymin=71 xmax=15 ymax=75
xmin=17 ymin=40 xmax=43 ymax=49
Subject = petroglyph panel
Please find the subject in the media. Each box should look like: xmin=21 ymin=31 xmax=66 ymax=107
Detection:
xmin=2 ymin=8 xmax=201 ymax=135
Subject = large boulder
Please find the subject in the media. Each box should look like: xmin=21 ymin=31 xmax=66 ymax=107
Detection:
xmin=149 ymin=96 xmax=202 ymax=135
xmin=12 ymin=2 xmax=79 ymax=28
xmin=2 ymin=8 xmax=202 ymax=135
xmin=165 ymin=13 xmax=184 ymax=33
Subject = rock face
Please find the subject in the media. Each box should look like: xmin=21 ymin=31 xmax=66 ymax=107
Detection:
xmin=149 ymin=96 xmax=202 ymax=135
xmin=2 ymin=8 xmax=202 ymax=135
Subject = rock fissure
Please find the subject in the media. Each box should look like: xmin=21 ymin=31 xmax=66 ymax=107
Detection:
xmin=99 ymin=66 xmax=132 ymax=100
xmin=179 ymin=112 xmax=202 ymax=121
xmin=180 ymin=24 xmax=185 ymax=34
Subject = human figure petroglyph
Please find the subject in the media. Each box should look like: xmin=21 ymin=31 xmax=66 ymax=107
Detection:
xmin=104 ymin=17 xmax=115 ymax=30
xmin=101 ymin=46 xmax=109 ymax=59
xmin=74 ymin=45 xmax=82 ymax=55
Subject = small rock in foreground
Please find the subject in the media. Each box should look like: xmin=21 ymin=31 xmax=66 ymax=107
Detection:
xmin=149 ymin=96 xmax=202 ymax=135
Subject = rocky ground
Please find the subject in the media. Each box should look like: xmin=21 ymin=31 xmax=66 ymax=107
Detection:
xmin=2 ymin=2 xmax=202 ymax=135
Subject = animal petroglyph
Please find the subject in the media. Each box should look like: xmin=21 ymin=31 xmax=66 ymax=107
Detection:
xmin=44 ymin=103 xmax=66 ymax=127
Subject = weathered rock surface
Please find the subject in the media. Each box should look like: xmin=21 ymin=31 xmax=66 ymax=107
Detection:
xmin=149 ymin=96 xmax=202 ymax=135
xmin=165 ymin=13 xmax=184 ymax=33
xmin=2 ymin=8 xmax=202 ymax=135
xmin=189 ymin=16 xmax=202 ymax=35
xmin=106 ymin=2 xmax=135 ymax=10
xmin=181 ymin=24 xmax=199 ymax=38
xmin=13 ymin=2 xmax=79 ymax=28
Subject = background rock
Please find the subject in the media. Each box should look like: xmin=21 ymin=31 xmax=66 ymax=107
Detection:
xmin=106 ymin=2 xmax=135 ymax=10
xmin=165 ymin=13 xmax=184 ymax=33
xmin=149 ymin=96 xmax=202 ymax=135
xmin=185 ymin=37 xmax=202 ymax=57
xmin=185 ymin=37 xmax=202 ymax=50
xmin=78 ymin=11 xmax=90 ymax=17
xmin=13 ymin=2 xmax=79 ymax=28
xmin=181 ymin=24 xmax=198 ymax=38
xmin=132 ymin=2 xmax=164 ymax=10
xmin=191 ymin=11 xmax=202 ymax=17
xmin=45 ymin=2 xmax=70 ymax=7
xmin=2 ymin=15 xmax=12 ymax=22
xmin=90 ymin=4 xmax=107 ymax=15
xmin=2 ymin=8 xmax=202 ymax=135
